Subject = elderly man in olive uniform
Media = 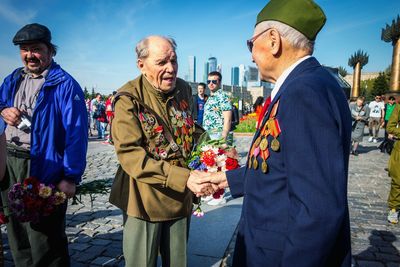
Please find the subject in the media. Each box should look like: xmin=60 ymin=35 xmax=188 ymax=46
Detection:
xmin=191 ymin=0 xmax=352 ymax=266
xmin=112 ymin=36 xmax=213 ymax=267
xmin=0 ymin=24 xmax=87 ymax=266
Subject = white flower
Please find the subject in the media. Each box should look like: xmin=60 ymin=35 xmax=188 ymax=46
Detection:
xmin=216 ymin=154 xmax=227 ymax=167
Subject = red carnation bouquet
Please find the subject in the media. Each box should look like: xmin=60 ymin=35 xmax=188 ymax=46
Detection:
xmin=3 ymin=177 xmax=67 ymax=223
xmin=188 ymin=137 xmax=239 ymax=217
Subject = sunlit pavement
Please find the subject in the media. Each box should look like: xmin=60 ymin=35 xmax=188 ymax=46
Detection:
xmin=2 ymin=131 xmax=400 ymax=266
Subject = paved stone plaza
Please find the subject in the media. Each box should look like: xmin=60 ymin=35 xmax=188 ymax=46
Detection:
xmin=2 ymin=132 xmax=400 ymax=266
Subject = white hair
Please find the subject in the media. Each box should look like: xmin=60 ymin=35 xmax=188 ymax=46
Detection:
xmin=135 ymin=35 xmax=177 ymax=59
xmin=255 ymin=21 xmax=314 ymax=54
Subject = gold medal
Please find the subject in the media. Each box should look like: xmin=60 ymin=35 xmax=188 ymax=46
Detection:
xmin=271 ymin=138 xmax=280 ymax=151
xmin=176 ymin=137 xmax=182 ymax=145
xmin=261 ymin=161 xmax=268 ymax=173
xmin=254 ymin=136 xmax=262 ymax=147
xmin=259 ymin=138 xmax=268 ymax=151
xmin=248 ymin=157 xmax=252 ymax=169
xmin=253 ymin=158 xmax=258 ymax=170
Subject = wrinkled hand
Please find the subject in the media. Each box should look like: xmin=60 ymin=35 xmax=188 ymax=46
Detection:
xmin=57 ymin=179 xmax=76 ymax=198
xmin=207 ymin=172 xmax=229 ymax=189
xmin=188 ymin=171 xmax=229 ymax=196
xmin=1 ymin=107 xmax=22 ymax=127
xmin=187 ymin=171 xmax=218 ymax=197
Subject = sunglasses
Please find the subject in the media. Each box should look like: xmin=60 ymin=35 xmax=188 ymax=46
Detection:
xmin=247 ymin=28 xmax=271 ymax=53
xmin=207 ymin=79 xmax=218 ymax=85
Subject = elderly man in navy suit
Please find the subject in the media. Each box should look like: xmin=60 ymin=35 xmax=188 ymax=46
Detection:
xmin=189 ymin=0 xmax=352 ymax=266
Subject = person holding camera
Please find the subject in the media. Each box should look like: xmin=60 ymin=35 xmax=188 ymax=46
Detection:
xmin=350 ymin=96 xmax=370 ymax=156
xmin=0 ymin=23 xmax=88 ymax=266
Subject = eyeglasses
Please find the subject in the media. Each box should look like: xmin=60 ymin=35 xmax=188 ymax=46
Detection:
xmin=247 ymin=28 xmax=271 ymax=53
xmin=207 ymin=79 xmax=218 ymax=85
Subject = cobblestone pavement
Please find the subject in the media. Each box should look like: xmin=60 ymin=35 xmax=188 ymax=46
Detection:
xmin=2 ymin=132 xmax=400 ymax=266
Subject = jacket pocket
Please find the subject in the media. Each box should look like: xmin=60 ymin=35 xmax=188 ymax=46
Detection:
xmin=254 ymin=228 xmax=286 ymax=252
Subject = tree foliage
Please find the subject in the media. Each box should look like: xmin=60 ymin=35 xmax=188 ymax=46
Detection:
xmin=348 ymin=50 xmax=369 ymax=69
xmin=83 ymin=87 xmax=90 ymax=99
xmin=338 ymin=66 xmax=348 ymax=77
xmin=371 ymin=72 xmax=389 ymax=97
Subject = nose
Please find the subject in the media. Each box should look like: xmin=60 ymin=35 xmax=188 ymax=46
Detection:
xmin=165 ymin=62 xmax=175 ymax=73
xmin=26 ymin=50 xmax=34 ymax=58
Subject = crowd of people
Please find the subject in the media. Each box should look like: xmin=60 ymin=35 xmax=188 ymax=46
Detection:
xmin=85 ymin=92 xmax=116 ymax=143
xmin=349 ymin=94 xmax=400 ymax=224
xmin=0 ymin=0 xmax=399 ymax=266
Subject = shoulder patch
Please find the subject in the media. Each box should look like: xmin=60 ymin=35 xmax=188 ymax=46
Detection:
xmin=74 ymin=94 xmax=81 ymax=101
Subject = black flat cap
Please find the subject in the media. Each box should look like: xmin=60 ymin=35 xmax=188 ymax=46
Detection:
xmin=13 ymin=23 xmax=52 ymax=45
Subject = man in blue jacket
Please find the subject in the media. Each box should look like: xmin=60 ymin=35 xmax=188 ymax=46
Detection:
xmin=189 ymin=0 xmax=352 ymax=266
xmin=0 ymin=23 xmax=88 ymax=266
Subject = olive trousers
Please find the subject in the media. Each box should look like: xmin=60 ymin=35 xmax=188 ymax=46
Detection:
xmin=123 ymin=216 xmax=190 ymax=267
xmin=388 ymin=141 xmax=400 ymax=209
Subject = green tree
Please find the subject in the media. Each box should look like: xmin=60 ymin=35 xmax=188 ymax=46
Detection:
xmin=83 ymin=87 xmax=89 ymax=99
xmin=371 ymin=72 xmax=389 ymax=97
xmin=338 ymin=66 xmax=348 ymax=77
xmin=91 ymin=87 xmax=96 ymax=99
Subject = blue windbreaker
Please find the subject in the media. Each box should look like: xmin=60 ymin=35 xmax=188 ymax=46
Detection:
xmin=0 ymin=61 xmax=88 ymax=185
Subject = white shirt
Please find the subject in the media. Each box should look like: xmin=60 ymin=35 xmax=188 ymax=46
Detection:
xmin=368 ymin=101 xmax=385 ymax=118
xmin=271 ymin=55 xmax=311 ymax=101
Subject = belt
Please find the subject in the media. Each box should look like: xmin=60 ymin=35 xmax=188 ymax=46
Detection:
xmin=7 ymin=147 xmax=30 ymax=159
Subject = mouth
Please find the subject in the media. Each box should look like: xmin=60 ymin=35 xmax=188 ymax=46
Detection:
xmin=163 ymin=77 xmax=175 ymax=84
xmin=26 ymin=58 xmax=39 ymax=66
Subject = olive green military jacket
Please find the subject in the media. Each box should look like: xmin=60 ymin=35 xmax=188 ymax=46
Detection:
xmin=387 ymin=104 xmax=400 ymax=177
xmin=112 ymin=75 xmax=195 ymax=221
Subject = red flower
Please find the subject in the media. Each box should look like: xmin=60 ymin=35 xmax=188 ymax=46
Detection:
xmin=201 ymin=150 xmax=216 ymax=166
xmin=23 ymin=177 xmax=40 ymax=193
xmin=225 ymin=157 xmax=239 ymax=170
xmin=0 ymin=213 xmax=8 ymax=224
xmin=213 ymin=189 xmax=225 ymax=199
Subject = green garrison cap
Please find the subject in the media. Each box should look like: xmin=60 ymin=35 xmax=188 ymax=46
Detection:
xmin=256 ymin=0 xmax=326 ymax=41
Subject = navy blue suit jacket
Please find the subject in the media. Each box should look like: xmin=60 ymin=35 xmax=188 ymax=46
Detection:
xmin=227 ymin=57 xmax=352 ymax=267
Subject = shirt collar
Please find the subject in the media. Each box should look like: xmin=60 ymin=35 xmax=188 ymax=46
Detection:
xmin=271 ymin=55 xmax=311 ymax=101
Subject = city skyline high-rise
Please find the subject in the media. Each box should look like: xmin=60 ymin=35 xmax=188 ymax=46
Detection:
xmin=203 ymin=62 xmax=209 ymax=82
xmin=188 ymin=56 xmax=196 ymax=82
xmin=231 ymin=66 xmax=239 ymax=86
xmin=208 ymin=57 xmax=217 ymax=73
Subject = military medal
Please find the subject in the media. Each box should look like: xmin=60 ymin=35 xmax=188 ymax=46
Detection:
xmin=254 ymin=136 xmax=262 ymax=148
xmin=259 ymin=138 xmax=268 ymax=151
xmin=253 ymin=158 xmax=258 ymax=170
xmin=271 ymin=138 xmax=280 ymax=152
xmin=261 ymin=161 xmax=268 ymax=173
xmin=248 ymin=156 xmax=253 ymax=169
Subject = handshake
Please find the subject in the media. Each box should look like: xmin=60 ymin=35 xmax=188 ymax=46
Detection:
xmin=186 ymin=171 xmax=229 ymax=197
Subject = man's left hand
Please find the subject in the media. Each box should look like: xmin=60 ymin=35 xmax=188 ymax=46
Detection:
xmin=57 ymin=179 xmax=76 ymax=198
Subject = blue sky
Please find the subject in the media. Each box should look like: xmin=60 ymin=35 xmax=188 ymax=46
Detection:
xmin=0 ymin=0 xmax=399 ymax=94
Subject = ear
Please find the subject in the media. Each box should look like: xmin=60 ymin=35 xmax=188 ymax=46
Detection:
xmin=137 ymin=59 xmax=145 ymax=72
xmin=268 ymin=29 xmax=281 ymax=56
